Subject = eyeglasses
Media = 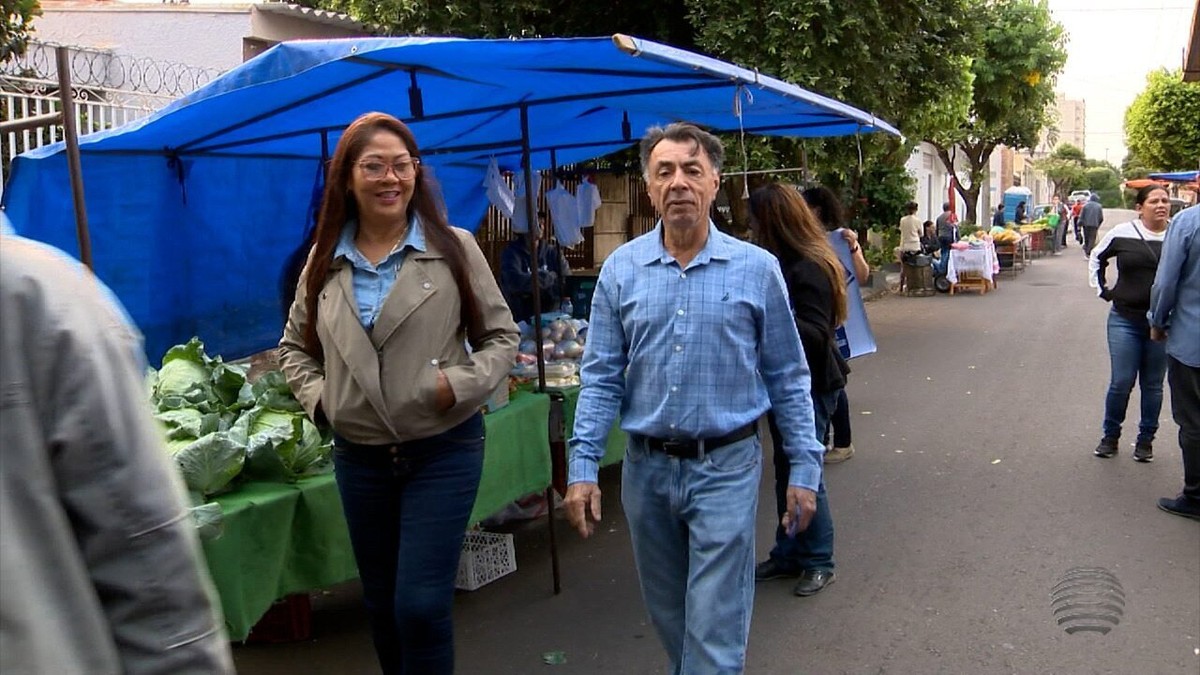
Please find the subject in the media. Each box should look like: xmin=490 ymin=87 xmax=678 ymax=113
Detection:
xmin=356 ymin=158 xmax=420 ymax=181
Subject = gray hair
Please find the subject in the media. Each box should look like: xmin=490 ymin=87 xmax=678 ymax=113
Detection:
xmin=639 ymin=123 xmax=725 ymax=180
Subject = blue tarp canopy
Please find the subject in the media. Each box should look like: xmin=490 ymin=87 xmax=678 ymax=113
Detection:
xmin=3 ymin=34 xmax=899 ymax=361
xmin=1148 ymin=170 xmax=1199 ymax=182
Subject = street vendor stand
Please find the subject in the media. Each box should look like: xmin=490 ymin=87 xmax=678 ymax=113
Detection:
xmin=947 ymin=241 xmax=999 ymax=294
xmin=3 ymin=34 xmax=899 ymax=630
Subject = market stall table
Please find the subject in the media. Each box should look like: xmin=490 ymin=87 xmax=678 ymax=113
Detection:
xmin=204 ymin=389 xmax=554 ymax=641
xmin=947 ymin=242 xmax=999 ymax=295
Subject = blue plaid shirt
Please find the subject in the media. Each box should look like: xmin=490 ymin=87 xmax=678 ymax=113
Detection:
xmin=568 ymin=221 xmax=825 ymax=491
xmin=333 ymin=216 xmax=426 ymax=329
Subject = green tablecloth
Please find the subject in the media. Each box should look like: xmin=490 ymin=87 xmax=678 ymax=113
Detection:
xmin=204 ymin=391 xmax=553 ymax=641
xmin=558 ymin=385 xmax=626 ymax=467
xmin=472 ymin=390 xmax=553 ymax=524
xmin=205 ymin=476 xmax=356 ymax=641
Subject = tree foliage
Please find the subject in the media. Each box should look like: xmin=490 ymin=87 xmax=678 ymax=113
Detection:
xmin=1 ymin=0 xmax=40 ymax=62
xmin=926 ymin=0 xmax=1067 ymax=222
xmin=1033 ymin=143 xmax=1086 ymax=200
xmin=1123 ymin=69 xmax=1200 ymax=172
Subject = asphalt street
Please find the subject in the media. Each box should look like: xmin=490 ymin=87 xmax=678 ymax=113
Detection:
xmin=234 ymin=210 xmax=1199 ymax=674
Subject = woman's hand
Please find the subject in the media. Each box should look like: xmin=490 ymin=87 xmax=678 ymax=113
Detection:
xmin=434 ymin=370 xmax=457 ymax=411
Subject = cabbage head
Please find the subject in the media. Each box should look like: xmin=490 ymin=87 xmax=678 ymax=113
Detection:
xmin=173 ymin=432 xmax=246 ymax=497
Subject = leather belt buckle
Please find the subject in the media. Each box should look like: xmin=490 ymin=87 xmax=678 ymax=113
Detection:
xmin=660 ymin=439 xmax=698 ymax=459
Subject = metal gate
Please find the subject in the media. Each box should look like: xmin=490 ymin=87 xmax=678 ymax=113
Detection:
xmin=1 ymin=41 xmax=222 ymax=196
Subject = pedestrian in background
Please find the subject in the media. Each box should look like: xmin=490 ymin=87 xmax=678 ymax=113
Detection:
xmin=1149 ymin=204 xmax=1200 ymax=521
xmin=279 ymin=112 xmax=519 ymax=675
xmin=802 ymin=185 xmax=867 ymax=465
xmin=935 ymin=202 xmax=959 ymax=275
xmin=749 ymin=183 xmax=849 ymax=598
xmin=992 ymin=204 xmax=1005 ymax=230
xmin=0 ymin=222 xmax=234 ymax=675
xmin=1079 ymin=193 xmax=1105 ymax=256
xmin=899 ymin=201 xmax=923 ymax=254
xmin=1057 ymin=197 xmax=1071 ymax=250
xmin=565 ymin=123 xmax=824 ymax=674
xmin=1088 ymin=185 xmax=1171 ymax=462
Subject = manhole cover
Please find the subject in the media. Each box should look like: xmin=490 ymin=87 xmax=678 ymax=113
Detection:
xmin=1051 ymin=567 xmax=1125 ymax=635
xmin=1030 ymin=282 xmax=1060 ymax=287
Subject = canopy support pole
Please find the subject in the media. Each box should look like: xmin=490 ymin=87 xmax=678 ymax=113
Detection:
xmin=519 ymin=103 xmax=562 ymax=595
xmin=56 ymin=46 xmax=93 ymax=270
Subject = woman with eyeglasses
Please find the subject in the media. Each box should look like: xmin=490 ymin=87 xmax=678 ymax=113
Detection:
xmin=279 ymin=112 xmax=519 ymax=674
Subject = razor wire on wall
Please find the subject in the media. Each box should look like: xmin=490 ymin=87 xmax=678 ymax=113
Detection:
xmin=2 ymin=41 xmax=223 ymax=197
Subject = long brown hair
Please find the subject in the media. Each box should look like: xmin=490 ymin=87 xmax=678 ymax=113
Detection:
xmin=749 ymin=183 xmax=848 ymax=327
xmin=300 ymin=112 xmax=481 ymax=357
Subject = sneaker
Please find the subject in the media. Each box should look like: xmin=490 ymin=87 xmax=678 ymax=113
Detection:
xmin=793 ymin=569 xmax=836 ymax=597
xmin=1157 ymin=496 xmax=1200 ymax=521
xmin=1133 ymin=441 xmax=1153 ymax=463
xmin=1093 ymin=437 xmax=1119 ymax=458
xmin=755 ymin=558 xmax=800 ymax=582
xmin=825 ymin=444 xmax=855 ymax=464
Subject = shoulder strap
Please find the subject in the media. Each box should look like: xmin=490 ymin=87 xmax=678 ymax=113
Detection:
xmin=1130 ymin=220 xmax=1160 ymax=263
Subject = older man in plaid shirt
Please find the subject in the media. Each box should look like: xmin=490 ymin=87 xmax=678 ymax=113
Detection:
xmin=564 ymin=123 xmax=825 ymax=674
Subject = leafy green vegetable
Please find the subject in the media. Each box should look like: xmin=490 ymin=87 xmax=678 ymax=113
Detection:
xmin=189 ymin=503 xmax=224 ymax=541
xmin=173 ymin=432 xmax=246 ymax=497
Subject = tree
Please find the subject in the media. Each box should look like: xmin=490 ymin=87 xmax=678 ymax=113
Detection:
xmin=1 ymin=0 xmax=40 ymax=62
xmin=926 ymin=0 xmax=1067 ymax=223
xmin=1124 ymin=69 xmax=1200 ymax=171
xmin=1033 ymin=143 xmax=1085 ymax=200
xmin=686 ymin=0 xmax=976 ymax=227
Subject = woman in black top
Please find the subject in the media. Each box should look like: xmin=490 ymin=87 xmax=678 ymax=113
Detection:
xmin=1087 ymin=184 xmax=1170 ymax=461
xmin=749 ymin=183 xmax=848 ymax=597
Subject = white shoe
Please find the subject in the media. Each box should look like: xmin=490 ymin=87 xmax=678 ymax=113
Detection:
xmin=824 ymin=444 xmax=855 ymax=464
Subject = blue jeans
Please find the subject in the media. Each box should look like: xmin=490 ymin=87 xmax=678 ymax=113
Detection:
xmin=768 ymin=390 xmax=839 ymax=572
xmin=824 ymin=388 xmax=851 ymax=448
xmin=1103 ymin=311 xmax=1167 ymax=443
xmin=332 ymin=413 xmax=485 ymax=675
xmin=622 ymin=431 xmax=762 ymax=674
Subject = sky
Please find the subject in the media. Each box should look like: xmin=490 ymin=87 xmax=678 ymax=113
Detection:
xmin=1047 ymin=0 xmax=1196 ymax=165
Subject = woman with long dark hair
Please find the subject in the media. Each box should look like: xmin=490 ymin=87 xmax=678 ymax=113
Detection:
xmin=1088 ymin=184 xmax=1171 ymax=462
xmin=801 ymin=185 xmax=864 ymax=463
xmin=750 ymin=183 xmax=848 ymax=597
xmin=278 ymin=112 xmax=519 ymax=674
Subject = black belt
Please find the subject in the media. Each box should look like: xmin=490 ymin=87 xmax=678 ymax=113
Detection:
xmin=638 ymin=423 xmax=757 ymax=460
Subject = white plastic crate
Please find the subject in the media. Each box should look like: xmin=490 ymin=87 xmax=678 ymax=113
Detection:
xmin=455 ymin=531 xmax=516 ymax=591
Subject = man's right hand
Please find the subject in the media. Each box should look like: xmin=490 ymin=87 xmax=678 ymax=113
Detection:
xmin=564 ymin=482 xmax=602 ymax=538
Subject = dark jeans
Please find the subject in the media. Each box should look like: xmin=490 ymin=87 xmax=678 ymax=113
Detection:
xmin=1168 ymin=357 xmax=1200 ymax=504
xmin=938 ymin=237 xmax=954 ymax=275
xmin=333 ymin=413 xmax=485 ymax=675
xmin=768 ymin=389 xmax=839 ymax=571
xmin=1103 ymin=311 xmax=1167 ymax=443
xmin=823 ymin=388 xmax=851 ymax=448
xmin=1083 ymin=227 xmax=1100 ymax=256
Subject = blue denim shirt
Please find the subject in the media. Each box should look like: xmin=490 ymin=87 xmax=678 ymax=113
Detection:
xmin=333 ymin=216 xmax=426 ymax=329
xmin=1149 ymin=205 xmax=1200 ymax=367
xmin=568 ymin=221 xmax=825 ymax=491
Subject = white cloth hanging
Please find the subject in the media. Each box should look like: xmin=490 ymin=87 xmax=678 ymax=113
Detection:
xmin=483 ymin=157 xmax=515 ymax=219
xmin=576 ymin=178 xmax=602 ymax=228
xmin=546 ymin=181 xmax=583 ymax=247
xmin=510 ymin=170 xmax=541 ymax=234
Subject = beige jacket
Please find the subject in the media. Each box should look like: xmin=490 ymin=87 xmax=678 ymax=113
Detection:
xmin=279 ymin=226 xmax=519 ymax=444
xmin=0 ymin=236 xmax=234 ymax=675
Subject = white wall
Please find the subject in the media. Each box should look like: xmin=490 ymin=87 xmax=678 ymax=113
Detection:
xmin=35 ymin=5 xmax=251 ymax=72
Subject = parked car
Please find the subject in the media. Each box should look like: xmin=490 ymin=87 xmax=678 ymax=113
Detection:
xmin=1068 ymin=190 xmax=1092 ymax=205
xmin=1031 ymin=203 xmax=1055 ymax=220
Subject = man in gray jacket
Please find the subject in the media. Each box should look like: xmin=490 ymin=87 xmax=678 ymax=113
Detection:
xmin=1079 ymin=193 xmax=1105 ymax=256
xmin=0 ymin=225 xmax=234 ymax=674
